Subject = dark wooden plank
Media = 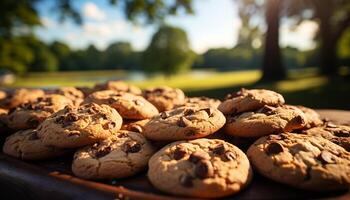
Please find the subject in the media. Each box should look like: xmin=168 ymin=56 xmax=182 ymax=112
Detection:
xmin=0 ymin=109 xmax=349 ymax=200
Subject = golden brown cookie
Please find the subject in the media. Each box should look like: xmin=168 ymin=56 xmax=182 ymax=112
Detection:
xmin=121 ymin=119 xmax=150 ymax=134
xmin=3 ymin=129 xmax=67 ymax=160
xmin=47 ymin=87 xmax=84 ymax=106
xmin=84 ymin=90 xmax=158 ymax=120
xmin=37 ymin=103 xmax=122 ymax=148
xmin=143 ymin=106 xmax=225 ymax=141
xmin=247 ymin=133 xmax=350 ymax=191
xmin=148 ymin=138 xmax=252 ymax=198
xmin=72 ymin=130 xmax=155 ymax=179
xmin=0 ymin=88 xmax=45 ymax=109
xmin=143 ymin=86 xmax=185 ymax=112
xmin=224 ymin=105 xmax=306 ymax=138
xmin=301 ymin=122 xmax=350 ymax=151
xmin=218 ymin=88 xmax=285 ymax=115
xmin=93 ymin=80 xmax=142 ymax=95
xmin=5 ymin=94 xmax=74 ymax=130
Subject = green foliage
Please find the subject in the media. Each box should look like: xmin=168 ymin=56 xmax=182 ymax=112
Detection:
xmin=0 ymin=37 xmax=34 ymax=74
xmin=142 ymin=25 xmax=195 ymax=76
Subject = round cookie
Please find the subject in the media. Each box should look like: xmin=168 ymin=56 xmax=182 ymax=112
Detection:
xmin=37 ymin=103 xmax=122 ymax=148
xmin=247 ymin=133 xmax=350 ymax=191
xmin=143 ymin=106 xmax=226 ymax=141
xmin=121 ymin=119 xmax=150 ymax=134
xmin=3 ymin=129 xmax=67 ymax=160
xmin=148 ymin=138 xmax=252 ymax=198
xmin=143 ymin=86 xmax=185 ymax=112
xmin=295 ymin=105 xmax=323 ymax=128
xmin=48 ymin=87 xmax=84 ymax=106
xmin=0 ymin=88 xmax=45 ymax=109
xmin=224 ymin=105 xmax=306 ymax=138
xmin=5 ymin=94 xmax=74 ymax=130
xmin=84 ymin=90 xmax=158 ymax=120
xmin=72 ymin=130 xmax=155 ymax=179
xmin=301 ymin=123 xmax=350 ymax=151
xmin=180 ymin=96 xmax=221 ymax=108
xmin=218 ymin=88 xmax=285 ymax=115
xmin=93 ymin=80 xmax=142 ymax=95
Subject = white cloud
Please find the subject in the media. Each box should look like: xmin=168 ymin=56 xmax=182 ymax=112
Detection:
xmin=83 ymin=2 xmax=106 ymax=21
xmin=41 ymin=17 xmax=55 ymax=28
xmin=281 ymin=20 xmax=318 ymax=50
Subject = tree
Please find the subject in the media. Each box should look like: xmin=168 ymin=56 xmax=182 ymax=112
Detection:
xmin=237 ymin=0 xmax=286 ymax=81
xmin=50 ymin=41 xmax=71 ymax=71
xmin=261 ymin=0 xmax=286 ymax=80
xmin=142 ymin=25 xmax=195 ymax=76
xmin=104 ymin=42 xmax=133 ymax=69
xmin=288 ymin=0 xmax=350 ymax=75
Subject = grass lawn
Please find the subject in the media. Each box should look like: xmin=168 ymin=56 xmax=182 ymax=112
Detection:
xmin=5 ymin=68 xmax=350 ymax=110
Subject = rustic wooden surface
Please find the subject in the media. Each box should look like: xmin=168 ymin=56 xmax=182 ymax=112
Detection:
xmin=0 ymin=109 xmax=349 ymax=200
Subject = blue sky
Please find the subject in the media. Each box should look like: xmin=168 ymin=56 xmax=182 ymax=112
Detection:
xmin=35 ymin=0 xmax=318 ymax=53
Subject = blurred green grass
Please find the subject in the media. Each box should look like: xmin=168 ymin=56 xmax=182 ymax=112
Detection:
xmin=7 ymin=69 xmax=350 ymax=110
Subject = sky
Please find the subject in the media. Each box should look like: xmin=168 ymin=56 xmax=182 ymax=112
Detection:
xmin=35 ymin=0 xmax=318 ymax=53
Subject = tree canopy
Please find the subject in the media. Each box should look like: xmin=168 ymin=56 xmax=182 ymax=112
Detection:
xmin=142 ymin=25 xmax=195 ymax=76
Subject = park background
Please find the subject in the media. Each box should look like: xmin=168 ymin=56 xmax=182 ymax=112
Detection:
xmin=0 ymin=0 xmax=349 ymax=109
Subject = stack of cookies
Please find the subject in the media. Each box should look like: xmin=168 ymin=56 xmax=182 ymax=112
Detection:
xmin=0 ymin=81 xmax=349 ymax=198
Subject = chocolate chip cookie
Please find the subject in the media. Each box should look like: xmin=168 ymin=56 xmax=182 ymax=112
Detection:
xmin=143 ymin=106 xmax=226 ymax=141
xmin=37 ymin=103 xmax=122 ymax=148
xmin=5 ymin=94 xmax=74 ymax=130
xmin=0 ymin=88 xmax=45 ymax=109
xmin=296 ymin=105 xmax=323 ymax=128
xmin=48 ymin=87 xmax=84 ymax=106
xmin=148 ymin=138 xmax=252 ymax=198
xmin=84 ymin=90 xmax=158 ymax=120
xmin=224 ymin=105 xmax=306 ymax=137
xmin=3 ymin=129 xmax=67 ymax=160
xmin=93 ymin=80 xmax=142 ymax=95
xmin=218 ymin=88 xmax=285 ymax=115
xmin=72 ymin=130 xmax=155 ymax=179
xmin=179 ymin=96 xmax=221 ymax=108
xmin=143 ymin=86 xmax=185 ymax=112
xmin=247 ymin=133 xmax=350 ymax=191
xmin=301 ymin=122 xmax=350 ymax=151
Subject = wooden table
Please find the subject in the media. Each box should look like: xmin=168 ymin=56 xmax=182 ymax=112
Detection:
xmin=0 ymin=109 xmax=349 ymax=200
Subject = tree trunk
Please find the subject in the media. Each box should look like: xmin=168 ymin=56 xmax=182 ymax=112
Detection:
xmin=261 ymin=0 xmax=286 ymax=81
xmin=317 ymin=3 xmax=338 ymax=75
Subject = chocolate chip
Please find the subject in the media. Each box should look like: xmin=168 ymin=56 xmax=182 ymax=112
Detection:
xmin=326 ymin=122 xmax=337 ymax=128
xmin=66 ymin=113 xmax=79 ymax=122
xmin=95 ymin=146 xmax=112 ymax=158
xmin=189 ymin=151 xmax=208 ymax=163
xmin=225 ymin=89 xmax=244 ymax=99
xmin=222 ymin=151 xmax=236 ymax=161
xmin=67 ymin=132 xmax=80 ymax=137
xmin=27 ymin=118 xmax=39 ymax=127
xmin=134 ymin=99 xmax=144 ymax=106
xmin=319 ymin=151 xmax=335 ymax=164
xmin=291 ymin=115 xmax=304 ymax=125
xmin=153 ymin=88 xmax=165 ymax=93
xmin=160 ymin=112 xmax=169 ymax=119
xmin=333 ymin=130 xmax=349 ymax=137
xmin=212 ymin=144 xmax=225 ymax=155
xmin=179 ymin=174 xmax=193 ymax=187
xmin=259 ymin=106 xmax=275 ymax=115
xmin=201 ymin=108 xmax=213 ymax=117
xmin=173 ymin=147 xmax=187 ymax=160
xmin=266 ymin=142 xmax=284 ymax=155
xmin=177 ymin=117 xmax=190 ymax=127
xmin=28 ymin=131 xmax=39 ymax=140
xmin=129 ymin=125 xmax=142 ymax=133
xmin=195 ymin=160 xmax=214 ymax=179
xmin=103 ymin=122 xmax=116 ymax=130
xmin=100 ymin=113 xmax=108 ymax=119
xmin=108 ymin=99 xmax=115 ymax=104
xmin=184 ymin=109 xmax=195 ymax=116
xmin=122 ymin=141 xmax=141 ymax=153
xmin=199 ymin=96 xmax=209 ymax=101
